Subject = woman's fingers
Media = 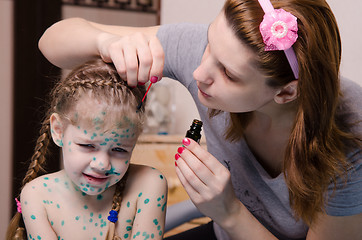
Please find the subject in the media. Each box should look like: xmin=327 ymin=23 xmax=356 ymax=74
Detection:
xmin=149 ymin=36 xmax=164 ymax=81
xmin=100 ymin=32 xmax=164 ymax=86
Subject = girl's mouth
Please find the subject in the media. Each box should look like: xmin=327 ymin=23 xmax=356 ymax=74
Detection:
xmin=82 ymin=173 xmax=108 ymax=185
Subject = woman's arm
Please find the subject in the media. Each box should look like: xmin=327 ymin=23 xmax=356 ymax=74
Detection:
xmin=39 ymin=18 xmax=163 ymax=86
xmin=175 ymin=138 xmax=278 ymax=240
xmin=307 ymin=210 xmax=362 ymax=239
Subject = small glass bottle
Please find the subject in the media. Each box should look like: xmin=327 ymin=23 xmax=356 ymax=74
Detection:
xmin=185 ymin=119 xmax=203 ymax=143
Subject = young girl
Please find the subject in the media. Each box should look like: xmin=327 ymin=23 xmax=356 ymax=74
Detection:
xmin=38 ymin=0 xmax=361 ymax=239
xmin=7 ymin=59 xmax=167 ymax=240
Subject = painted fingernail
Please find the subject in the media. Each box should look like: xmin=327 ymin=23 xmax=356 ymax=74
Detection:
xmin=182 ymin=138 xmax=190 ymax=146
xmin=175 ymin=161 xmax=178 ymax=167
xmin=150 ymin=76 xmax=158 ymax=83
xmin=175 ymin=153 xmax=180 ymax=160
xmin=177 ymin=147 xmax=185 ymax=154
xmin=138 ymin=82 xmax=146 ymax=85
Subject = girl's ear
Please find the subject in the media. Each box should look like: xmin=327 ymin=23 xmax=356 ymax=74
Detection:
xmin=50 ymin=113 xmax=64 ymax=147
xmin=274 ymin=80 xmax=298 ymax=104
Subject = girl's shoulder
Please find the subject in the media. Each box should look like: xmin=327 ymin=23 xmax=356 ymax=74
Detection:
xmin=125 ymin=164 xmax=167 ymax=195
xmin=21 ymin=171 xmax=67 ymax=199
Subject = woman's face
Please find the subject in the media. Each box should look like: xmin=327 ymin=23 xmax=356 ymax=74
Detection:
xmin=193 ymin=13 xmax=277 ymax=113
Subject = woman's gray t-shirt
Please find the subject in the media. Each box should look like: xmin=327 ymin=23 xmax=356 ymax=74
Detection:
xmin=157 ymin=23 xmax=362 ymax=240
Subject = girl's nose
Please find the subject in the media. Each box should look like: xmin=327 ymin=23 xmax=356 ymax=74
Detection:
xmin=90 ymin=154 xmax=111 ymax=172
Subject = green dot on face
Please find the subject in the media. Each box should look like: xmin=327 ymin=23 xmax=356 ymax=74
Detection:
xmin=144 ymin=199 xmax=149 ymax=204
xmin=138 ymin=192 xmax=142 ymax=197
xmin=159 ymin=175 xmax=164 ymax=179
xmin=44 ymin=177 xmax=49 ymax=180
xmin=43 ymin=183 xmax=47 ymax=187
xmin=124 ymin=233 xmax=129 ymax=238
xmin=127 ymin=201 xmax=130 ymax=208
xmin=137 ymin=209 xmax=141 ymax=213
xmin=61 ymin=220 xmax=64 ymax=226
xmin=75 ymin=216 xmax=80 ymax=221
xmin=97 ymin=194 xmax=103 ymax=200
xmin=84 ymin=205 xmax=88 ymax=209
xmin=31 ymin=215 xmax=36 ymax=220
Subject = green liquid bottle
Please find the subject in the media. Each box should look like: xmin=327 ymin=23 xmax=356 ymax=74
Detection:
xmin=185 ymin=119 xmax=203 ymax=143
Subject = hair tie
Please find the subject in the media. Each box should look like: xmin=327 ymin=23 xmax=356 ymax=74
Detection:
xmin=107 ymin=210 xmax=118 ymax=223
xmin=258 ymin=0 xmax=299 ymax=79
xmin=15 ymin=198 xmax=22 ymax=213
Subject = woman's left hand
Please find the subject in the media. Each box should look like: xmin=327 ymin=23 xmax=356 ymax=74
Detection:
xmin=174 ymin=138 xmax=242 ymax=226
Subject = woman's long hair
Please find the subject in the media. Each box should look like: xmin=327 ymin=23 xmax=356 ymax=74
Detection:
xmin=6 ymin=59 xmax=146 ymax=239
xmin=221 ymin=0 xmax=360 ymax=225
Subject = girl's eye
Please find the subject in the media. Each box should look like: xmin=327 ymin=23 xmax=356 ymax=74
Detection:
xmin=78 ymin=144 xmax=95 ymax=149
xmin=112 ymin=147 xmax=127 ymax=153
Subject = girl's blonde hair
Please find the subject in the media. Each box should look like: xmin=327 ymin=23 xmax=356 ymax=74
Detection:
xmin=7 ymin=59 xmax=146 ymax=240
xmin=217 ymin=0 xmax=361 ymax=225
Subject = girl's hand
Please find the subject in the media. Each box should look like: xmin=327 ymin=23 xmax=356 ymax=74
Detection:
xmin=174 ymin=138 xmax=242 ymax=226
xmin=97 ymin=31 xmax=164 ymax=87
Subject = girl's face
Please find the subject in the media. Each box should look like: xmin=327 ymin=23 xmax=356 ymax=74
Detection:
xmin=193 ymin=13 xmax=278 ymax=113
xmin=60 ymin=118 xmax=138 ymax=195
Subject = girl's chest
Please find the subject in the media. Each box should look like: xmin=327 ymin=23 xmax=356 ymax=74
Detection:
xmin=44 ymin=196 xmax=137 ymax=239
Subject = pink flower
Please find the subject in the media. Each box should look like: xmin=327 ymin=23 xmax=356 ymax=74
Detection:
xmin=259 ymin=9 xmax=298 ymax=51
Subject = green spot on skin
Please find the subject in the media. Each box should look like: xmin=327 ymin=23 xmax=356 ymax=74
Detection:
xmin=83 ymin=226 xmax=86 ymax=230
xmin=138 ymin=192 xmax=142 ymax=197
xmin=61 ymin=220 xmax=64 ymax=226
xmin=54 ymin=178 xmax=59 ymax=183
xmin=98 ymin=214 xmax=102 ymax=219
xmin=126 ymin=219 xmax=132 ymax=223
xmin=153 ymin=219 xmax=158 ymax=225
xmin=127 ymin=201 xmax=130 ymax=208
xmin=57 ymin=204 xmax=60 ymax=208
xmin=37 ymin=235 xmax=41 ymax=240
xmin=44 ymin=177 xmax=49 ymax=180
xmin=151 ymin=233 xmax=154 ymax=238
xmin=75 ymin=216 xmax=80 ymax=221
xmin=51 ymin=221 xmax=53 ymax=225
xmin=100 ymin=142 xmax=107 ymax=146
xmin=68 ymin=141 xmax=71 ymax=146
xmin=84 ymin=205 xmax=88 ymax=210
xmin=160 ymin=175 xmax=164 ymax=179
xmin=124 ymin=233 xmax=129 ymax=238
xmin=43 ymin=183 xmax=47 ymax=187
xmin=126 ymin=226 xmax=132 ymax=231
xmin=137 ymin=209 xmax=141 ymax=213
xmin=56 ymin=139 xmax=63 ymax=147
xmin=84 ymin=130 xmax=87 ymax=135
xmin=90 ymin=212 xmax=94 ymax=217
xmin=144 ymin=199 xmax=149 ymax=204
xmin=159 ymin=231 xmax=162 ymax=236
xmin=97 ymin=194 xmax=103 ymax=200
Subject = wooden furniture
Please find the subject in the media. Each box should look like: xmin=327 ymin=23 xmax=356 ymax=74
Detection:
xmin=130 ymin=134 xmax=210 ymax=237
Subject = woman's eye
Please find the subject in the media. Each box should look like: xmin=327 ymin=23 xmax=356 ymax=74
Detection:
xmin=112 ymin=147 xmax=127 ymax=153
xmin=224 ymin=69 xmax=234 ymax=80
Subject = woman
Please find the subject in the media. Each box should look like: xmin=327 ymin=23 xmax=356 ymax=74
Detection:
xmin=38 ymin=0 xmax=361 ymax=239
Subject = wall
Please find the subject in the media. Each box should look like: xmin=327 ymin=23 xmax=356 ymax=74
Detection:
xmin=0 ymin=0 xmax=13 ymax=237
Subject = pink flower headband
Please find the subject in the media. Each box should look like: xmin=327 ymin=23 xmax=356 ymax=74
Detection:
xmin=258 ymin=0 xmax=299 ymax=79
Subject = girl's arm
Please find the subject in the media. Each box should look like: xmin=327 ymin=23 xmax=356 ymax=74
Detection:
xmin=129 ymin=165 xmax=168 ymax=239
xmin=20 ymin=182 xmax=58 ymax=240
xmin=39 ymin=18 xmax=163 ymax=86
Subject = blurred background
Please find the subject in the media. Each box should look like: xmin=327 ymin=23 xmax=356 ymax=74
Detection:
xmin=1 ymin=0 xmax=361 ymax=237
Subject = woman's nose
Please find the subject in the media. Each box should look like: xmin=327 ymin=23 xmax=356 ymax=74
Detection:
xmin=90 ymin=154 xmax=111 ymax=172
xmin=193 ymin=55 xmax=215 ymax=85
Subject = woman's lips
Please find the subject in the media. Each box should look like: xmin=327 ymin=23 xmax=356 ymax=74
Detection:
xmin=198 ymin=88 xmax=211 ymax=98
xmin=83 ymin=173 xmax=108 ymax=185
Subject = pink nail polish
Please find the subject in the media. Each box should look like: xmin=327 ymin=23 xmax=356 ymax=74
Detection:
xmin=175 ymin=161 xmax=178 ymax=167
xmin=175 ymin=153 xmax=180 ymax=160
xmin=138 ymin=82 xmax=146 ymax=85
xmin=182 ymin=138 xmax=190 ymax=146
xmin=150 ymin=76 xmax=158 ymax=83
xmin=177 ymin=147 xmax=185 ymax=154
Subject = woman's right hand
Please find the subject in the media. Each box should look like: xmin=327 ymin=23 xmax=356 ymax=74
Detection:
xmin=97 ymin=31 xmax=165 ymax=87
